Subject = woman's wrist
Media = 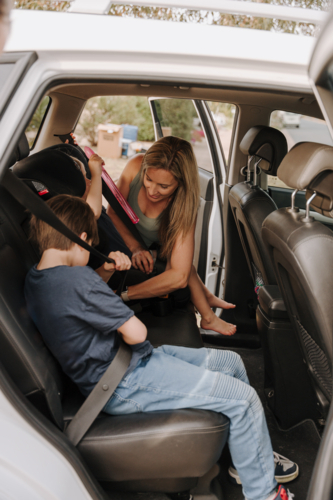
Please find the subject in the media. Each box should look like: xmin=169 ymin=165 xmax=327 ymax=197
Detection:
xmin=121 ymin=286 xmax=130 ymax=302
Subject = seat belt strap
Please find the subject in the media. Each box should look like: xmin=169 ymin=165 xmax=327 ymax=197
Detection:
xmin=102 ymin=178 xmax=148 ymax=250
xmin=65 ymin=338 xmax=132 ymax=446
xmin=1 ymin=169 xmax=116 ymax=265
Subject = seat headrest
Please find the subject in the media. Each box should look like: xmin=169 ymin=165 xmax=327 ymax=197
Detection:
xmin=45 ymin=143 xmax=91 ymax=179
xmin=9 ymin=133 xmax=30 ymax=167
xmin=278 ymin=142 xmax=333 ymax=219
xmin=277 ymin=142 xmax=333 ymax=190
xmin=239 ymin=126 xmax=288 ymax=176
xmin=13 ymin=149 xmax=86 ymax=200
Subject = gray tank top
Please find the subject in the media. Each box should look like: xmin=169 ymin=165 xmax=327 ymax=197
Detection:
xmin=128 ymin=172 xmax=160 ymax=248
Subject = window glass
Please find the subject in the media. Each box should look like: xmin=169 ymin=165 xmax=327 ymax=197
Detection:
xmin=75 ymin=96 xmax=155 ymax=181
xmin=153 ymin=98 xmax=213 ymax=172
xmin=207 ymin=102 xmax=237 ymax=166
xmin=25 ymin=96 xmax=51 ymax=149
xmin=269 ymin=110 xmax=332 ymax=189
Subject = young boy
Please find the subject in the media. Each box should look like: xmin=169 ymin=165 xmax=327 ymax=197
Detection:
xmin=25 ymin=194 xmax=296 ymax=500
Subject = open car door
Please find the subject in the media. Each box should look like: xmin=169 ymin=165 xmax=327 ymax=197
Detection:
xmin=148 ymin=97 xmax=230 ymax=313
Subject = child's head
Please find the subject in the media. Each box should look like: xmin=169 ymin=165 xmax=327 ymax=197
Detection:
xmin=30 ymin=194 xmax=99 ymax=254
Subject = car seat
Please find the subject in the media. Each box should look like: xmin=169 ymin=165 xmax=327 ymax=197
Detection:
xmin=229 ymin=128 xmax=320 ymax=428
xmin=0 ymin=137 xmax=229 ymax=497
xmin=228 ymin=125 xmax=288 ymax=290
xmin=262 ymin=142 xmax=333 ymax=421
xmin=13 ymin=146 xmax=204 ymax=349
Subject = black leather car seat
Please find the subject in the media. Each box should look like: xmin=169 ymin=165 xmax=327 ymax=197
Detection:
xmin=262 ymin=142 xmax=333 ymax=419
xmin=0 ymin=144 xmax=229 ymax=495
xmin=229 ymin=126 xmax=288 ymax=289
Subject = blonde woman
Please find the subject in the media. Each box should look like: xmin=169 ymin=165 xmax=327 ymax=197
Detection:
xmin=107 ymin=136 xmax=236 ymax=335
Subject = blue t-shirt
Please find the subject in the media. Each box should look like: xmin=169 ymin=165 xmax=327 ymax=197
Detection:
xmin=24 ymin=265 xmax=153 ymax=397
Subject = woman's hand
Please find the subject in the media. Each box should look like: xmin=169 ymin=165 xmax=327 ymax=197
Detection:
xmin=88 ymin=153 xmax=104 ymax=177
xmin=131 ymin=247 xmax=154 ymax=274
xmin=65 ymin=133 xmax=78 ymax=145
xmin=104 ymin=251 xmax=132 ymax=272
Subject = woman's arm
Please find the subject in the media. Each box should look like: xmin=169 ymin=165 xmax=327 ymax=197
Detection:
xmin=125 ymin=225 xmax=195 ymax=300
xmin=106 ymin=154 xmax=154 ymax=273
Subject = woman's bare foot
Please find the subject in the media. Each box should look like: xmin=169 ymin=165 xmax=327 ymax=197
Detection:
xmin=207 ymin=295 xmax=236 ymax=310
xmin=201 ymin=313 xmax=237 ymax=336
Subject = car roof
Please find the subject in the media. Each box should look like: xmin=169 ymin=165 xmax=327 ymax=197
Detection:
xmin=4 ymin=9 xmax=315 ymax=92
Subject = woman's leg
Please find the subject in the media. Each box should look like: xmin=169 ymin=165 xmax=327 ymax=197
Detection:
xmin=194 ymin=265 xmax=236 ymax=310
xmin=188 ymin=265 xmax=237 ymax=335
xmin=105 ymin=346 xmax=276 ymax=500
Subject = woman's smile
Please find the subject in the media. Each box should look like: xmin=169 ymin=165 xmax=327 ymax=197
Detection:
xmin=143 ymin=168 xmax=178 ymax=203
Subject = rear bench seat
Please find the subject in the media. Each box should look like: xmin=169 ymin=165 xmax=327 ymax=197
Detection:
xmin=0 ymin=169 xmax=228 ymax=494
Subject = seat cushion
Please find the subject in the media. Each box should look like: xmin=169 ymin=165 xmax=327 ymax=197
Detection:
xmin=65 ymin=404 xmax=229 ymax=482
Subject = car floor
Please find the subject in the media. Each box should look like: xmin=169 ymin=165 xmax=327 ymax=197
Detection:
xmin=217 ymin=345 xmax=321 ymax=500
xmin=107 ymin=345 xmax=321 ymax=500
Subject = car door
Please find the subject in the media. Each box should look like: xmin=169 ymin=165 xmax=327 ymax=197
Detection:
xmin=306 ymin=11 xmax=333 ymax=500
xmin=149 ymin=97 xmax=230 ymax=306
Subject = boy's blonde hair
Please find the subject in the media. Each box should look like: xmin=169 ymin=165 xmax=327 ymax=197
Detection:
xmin=30 ymin=194 xmax=99 ymax=254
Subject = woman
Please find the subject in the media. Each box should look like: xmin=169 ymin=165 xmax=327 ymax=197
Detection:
xmin=107 ymin=136 xmax=236 ymax=335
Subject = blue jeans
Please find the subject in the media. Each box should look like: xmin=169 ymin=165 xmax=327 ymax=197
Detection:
xmin=104 ymin=346 xmax=277 ymax=500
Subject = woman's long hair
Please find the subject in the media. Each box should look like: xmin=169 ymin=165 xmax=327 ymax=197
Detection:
xmin=141 ymin=136 xmax=200 ymax=260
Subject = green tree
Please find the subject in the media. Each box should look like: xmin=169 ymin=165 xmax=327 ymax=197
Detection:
xmin=77 ymin=96 xmax=155 ymax=145
xmin=15 ymin=0 xmax=329 ymax=36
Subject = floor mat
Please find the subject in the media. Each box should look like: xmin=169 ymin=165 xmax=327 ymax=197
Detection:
xmin=214 ymin=346 xmax=321 ymax=500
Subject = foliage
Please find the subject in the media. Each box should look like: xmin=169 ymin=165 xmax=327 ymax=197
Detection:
xmin=155 ymin=99 xmax=195 ymax=141
xmin=14 ymin=0 xmax=69 ymax=10
xmin=108 ymin=0 xmax=330 ymax=36
xmin=14 ymin=0 xmax=330 ymax=36
xmin=77 ymin=96 xmax=155 ymax=145
xmin=25 ymin=96 xmax=50 ymax=147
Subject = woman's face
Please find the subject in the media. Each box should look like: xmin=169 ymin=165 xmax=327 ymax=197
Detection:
xmin=143 ymin=168 xmax=178 ymax=203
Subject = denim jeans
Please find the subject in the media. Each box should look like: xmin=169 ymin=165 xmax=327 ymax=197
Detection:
xmin=104 ymin=345 xmax=277 ymax=500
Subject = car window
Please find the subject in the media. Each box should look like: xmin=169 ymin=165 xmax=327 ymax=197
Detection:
xmin=152 ymin=98 xmax=214 ymax=172
xmin=269 ymin=110 xmax=332 ymax=189
xmin=206 ymin=102 xmax=237 ymax=166
xmin=75 ymin=96 xmax=154 ymax=182
xmin=25 ymin=96 xmax=51 ymax=149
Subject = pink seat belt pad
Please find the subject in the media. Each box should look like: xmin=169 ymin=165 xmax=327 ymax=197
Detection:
xmin=84 ymin=146 xmax=139 ymax=224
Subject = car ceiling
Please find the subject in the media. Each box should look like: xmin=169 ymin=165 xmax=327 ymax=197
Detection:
xmin=52 ymin=82 xmax=323 ymax=119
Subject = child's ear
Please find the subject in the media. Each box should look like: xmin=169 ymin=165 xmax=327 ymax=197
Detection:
xmin=79 ymin=232 xmax=88 ymax=242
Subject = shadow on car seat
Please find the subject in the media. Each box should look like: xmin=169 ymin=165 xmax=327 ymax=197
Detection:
xmin=0 ymin=135 xmax=230 ymax=498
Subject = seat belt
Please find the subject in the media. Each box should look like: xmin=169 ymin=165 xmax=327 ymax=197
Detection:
xmin=102 ymin=178 xmax=148 ymax=251
xmin=65 ymin=338 xmax=132 ymax=446
xmin=1 ymin=169 xmax=132 ymax=443
xmin=2 ymin=169 xmax=117 ymax=265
